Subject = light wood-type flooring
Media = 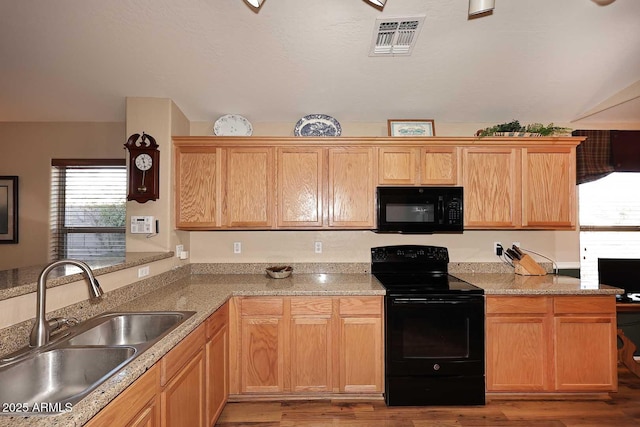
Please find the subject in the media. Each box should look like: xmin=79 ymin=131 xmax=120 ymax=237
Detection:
xmin=216 ymin=366 xmax=640 ymax=427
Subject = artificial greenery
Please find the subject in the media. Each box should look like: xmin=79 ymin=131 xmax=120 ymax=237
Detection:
xmin=476 ymin=120 xmax=571 ymax=137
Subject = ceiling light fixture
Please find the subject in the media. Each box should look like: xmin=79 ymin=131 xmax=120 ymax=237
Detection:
xmin=468 ymin=0 xmax=495 ymax=16
xmin=244 ymin=0 xmax=263 ymax=9
xmin=366 ymin=0 xmax=387 ymax=8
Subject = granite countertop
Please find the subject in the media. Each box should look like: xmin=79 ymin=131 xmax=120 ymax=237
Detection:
xmin=453 ymin=272 xmax=623 ymax=295
xmin=0 ymin=252 xmax=174 ymax=301
xmin=0 ymin=273 xmax=384 ymax=427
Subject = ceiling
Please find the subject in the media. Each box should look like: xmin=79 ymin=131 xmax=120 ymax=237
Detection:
xmin=1 ymin=0 xmax=639 ymax=126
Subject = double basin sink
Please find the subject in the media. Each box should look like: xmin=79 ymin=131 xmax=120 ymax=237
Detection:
xmin=0 ymin=311 xmax=195 ymax=415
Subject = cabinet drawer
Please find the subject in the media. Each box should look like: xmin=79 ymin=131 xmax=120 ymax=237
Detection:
xmin=554 ymin=296 xmax=615 ymax=314
xmin=240 ymin=297 xmax=284 ymax=316
xmin=207 ymin=302 xmax=229 ymax=339
xmin=160 ymin=323 xmax=206 ymax=386
xmin=486 ymin=296 xmax=549 ymax=314
xmin=291 ymin=297 xmax=332 ymax=316
xmin=339 ymin=297 xmax=381 ymax=316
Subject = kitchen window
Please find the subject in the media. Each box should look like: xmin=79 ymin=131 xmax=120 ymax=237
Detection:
xmin=579 ymin=172 xmax=640 ymax=286
xmin=50 ymin=159 xmax=127 ymax=261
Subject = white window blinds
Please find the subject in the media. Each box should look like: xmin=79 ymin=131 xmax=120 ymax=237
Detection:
xmin=50 ymin=159 xmax=127 ymax=262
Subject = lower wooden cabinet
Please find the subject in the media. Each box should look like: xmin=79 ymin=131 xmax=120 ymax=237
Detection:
xmin=486 ymin=295 xmax=617 ymax=393
xmin=229 ymin=296 xmax=383 ymax=396
xmin=160 ymin=349 xmax=206 ymax=427
xmin=206 ymin=303 xmax=229 ymax=426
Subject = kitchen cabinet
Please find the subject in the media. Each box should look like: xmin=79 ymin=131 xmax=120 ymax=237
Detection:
xmin=327 ymin=147 xmax=376 ymax=228
xmin=160 ymin=323 xmax=206 ymax=427
xmin=229 ymin=296 xmax=383 ymax=397
xmin=85 ymin=364 xmax=160 ymax=427
xmin=206 ymin=303 xmax=229 ymax=426
xmin=276 ymin=147 xmax=324 ymax=228
xmin=173 ymin=136 xmax=583 ymax=231
xmin=175 ymin=146 xmax=222 ymax=228
xmin=377 ymin=147 xmax=418 ymax=185
xmin=290 ymin=297 xmax=333 ymax=392
xmin=377 ymin=146 xmax=457 ymax=186
xmin=225 ymin=147 xmax=275 ymax=228
xmin=462 ymin=147 xmax=521 ymax=228
xmin=236 ymin=297 xmax=286 ymax=393
xmin=337 ymin=297 xmax=383 ymax=393
xmin=522 ymin=147 xmax=576 ymax=228
xmin=420 ymin=147 xmax=458 ymax=185
xmin=553 ymin=296 xmax=617 ymax=391
xmin=486 ymin=295 xmax=617 ymax=394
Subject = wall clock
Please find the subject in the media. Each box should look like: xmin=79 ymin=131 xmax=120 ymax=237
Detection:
xmin=124 ymin=132 xmax=160 ymax=203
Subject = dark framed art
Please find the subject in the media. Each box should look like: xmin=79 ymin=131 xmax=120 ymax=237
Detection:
xmin=0 ymin=176 xmax=18 ymax=244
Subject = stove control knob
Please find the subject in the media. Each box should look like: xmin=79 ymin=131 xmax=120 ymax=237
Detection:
xmin=433 ymin=364 xmax=440 ymax=371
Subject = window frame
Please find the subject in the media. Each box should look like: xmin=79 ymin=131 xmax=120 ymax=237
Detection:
xmin=50 ymin=158 xmax=127 ymax=261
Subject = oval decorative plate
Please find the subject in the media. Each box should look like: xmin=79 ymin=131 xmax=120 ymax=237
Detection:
xmin=213 ymin=114 xmax=253 ymax=136
xmin=294 ymin=114 xmax=341 ymax=137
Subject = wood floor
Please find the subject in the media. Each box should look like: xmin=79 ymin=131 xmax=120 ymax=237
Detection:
xmin=215 ymin=366 xmax=640 ymax=427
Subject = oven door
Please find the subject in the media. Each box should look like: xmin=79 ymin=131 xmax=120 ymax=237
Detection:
xmin=385 ymin=294 xmax=485 ymax=377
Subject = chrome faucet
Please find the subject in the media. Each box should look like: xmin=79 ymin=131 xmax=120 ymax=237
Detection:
xmin=30 ymin=259 xmax=104 ymax=348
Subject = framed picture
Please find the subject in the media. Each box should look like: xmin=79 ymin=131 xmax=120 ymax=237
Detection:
xmin=387 ymin=119 xmax=435 ymax=137
xmin=0 ymin=176 xmax=18 ymax=244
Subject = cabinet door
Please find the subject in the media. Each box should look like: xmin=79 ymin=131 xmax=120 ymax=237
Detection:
xmin=327 ymin=148 xmax=376 ymax=228
xmin=420 ymin=147 xmax=458 ymax=185
xmin=522 ymin=147 xmax=576 ymax=229
xmin=338 ymin=316 xmax=383 ymax=393
xmin=290 ymin=297 xmax=333 ymax=392
xmin=377 ymin=147 xmax=418 ymax=185
xmin=206 ymin=305 xmax=228 ymax=427
xmin=277 ymin=147 xmax=324 ymax=227
xmin=225 ymin=147 xmax=275 ymax=228
xmin=238 ymin=298 xmax=286 ymax=393
xmin=554 ymin=316 xmax=617 ymax=391
xmin=337 ymin=297 xmax=383 ymax=393
xmin=175 ymin=147 xmax=222 ymax=228
xmin=161 ymin=350 xmax=206 ymax=427
xmin=462 ymin=147 xmax=521 ymax=228
xmin=85 ymin=365 xmax=160 ymax=427
xmin=485 ymin=316 xmax=551 ymax=392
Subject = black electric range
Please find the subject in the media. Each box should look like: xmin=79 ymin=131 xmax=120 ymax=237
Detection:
xmin=372 ymin=245 xmax=485 ymax=407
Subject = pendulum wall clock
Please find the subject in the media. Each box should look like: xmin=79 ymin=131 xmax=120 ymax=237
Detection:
xmin=124 ymin=132 xmax=160 ymax=203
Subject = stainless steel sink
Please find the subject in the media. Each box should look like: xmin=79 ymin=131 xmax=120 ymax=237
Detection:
xmin=0 ymin=347 xmax=136 ymax=414
xmin=0 ymin=310 xmax=196 ymax=414
xmin=65 ymin=312 xmax=191 ymax=346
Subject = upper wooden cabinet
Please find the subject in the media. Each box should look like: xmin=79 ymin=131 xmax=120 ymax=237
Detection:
xmin=277 ymin=147 xmax=324 ymax=228
xmin=522 ymin=147 xmax=576 ymax=228
xmin=328 ymin=148 xmax=376 ymax=228
xmin=462 ymin=147 xmax=521 ymax=228
xmin=377 ymin=146 xmax=458 ymax=185
xmin=173 ymin=136 xmax=583 ymax=231
xmin=225 ymin=147 xmax=275 ymax=228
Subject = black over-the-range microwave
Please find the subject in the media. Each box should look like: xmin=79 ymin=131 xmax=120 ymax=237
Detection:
xmin=376 ymin=186 xmax=464 ymax=233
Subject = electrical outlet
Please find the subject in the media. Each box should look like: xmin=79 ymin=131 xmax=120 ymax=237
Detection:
xmin=314 ymin=241 xmax=322 ymax=254
xmin=233 ymin=242 xmax=242 ymax=254
xmin=175 ymin=244 xmax=184 ymax=257
xmin=138 ymin=266 xmax=150 ymax=278
xmin=494 ymin=242 xmax=503 ymax=256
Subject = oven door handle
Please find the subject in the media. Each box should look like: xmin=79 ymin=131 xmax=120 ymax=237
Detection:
xmin=391 ymin=298 xmax=477 ymax=305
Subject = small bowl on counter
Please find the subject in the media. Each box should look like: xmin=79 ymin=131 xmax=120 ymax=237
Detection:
xmin=266 ymin=265 xmax=293 ymax=279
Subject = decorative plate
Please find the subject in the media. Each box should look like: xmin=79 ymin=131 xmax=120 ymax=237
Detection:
xmin=213 ymin=114 xmax=253 ymax=136
xmin=294 ymin=114 xmax=341 ymax=137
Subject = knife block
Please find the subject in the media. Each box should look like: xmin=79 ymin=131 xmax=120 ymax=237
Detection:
xmin=514 ymin=254 xmax=547 ymax=276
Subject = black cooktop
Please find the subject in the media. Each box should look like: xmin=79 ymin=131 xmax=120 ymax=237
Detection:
xmin=371 ymin=245 xmax=483 ymax=295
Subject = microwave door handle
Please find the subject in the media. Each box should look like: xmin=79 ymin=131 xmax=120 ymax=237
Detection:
xmin=437 ymin=198 xmax=444 ymax=224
